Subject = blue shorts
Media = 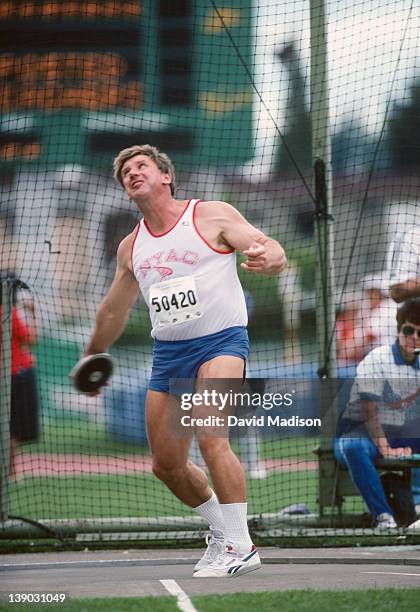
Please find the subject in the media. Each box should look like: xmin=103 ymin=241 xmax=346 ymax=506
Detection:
xmin=149 ymin=326 xmax=249 ymax=393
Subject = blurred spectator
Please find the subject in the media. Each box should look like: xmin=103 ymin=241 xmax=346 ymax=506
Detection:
xmin=238 ymin=378 xmax=268 ymax=479
xmin=278 ymin=261 xmax=304 ymax=363
xmin=336 ymin=275 xmax=397 ymax=368
xmin=0 ymin=285 xmax=39 ymax=480
xmin=360 ymin=273 xmax=398 ymax=347
xmin=336 ymin=289 xmax=365 ymax=368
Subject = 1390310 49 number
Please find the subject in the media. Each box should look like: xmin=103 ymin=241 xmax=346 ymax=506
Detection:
xmin=7 ymin=593 xmax=67 ymax=603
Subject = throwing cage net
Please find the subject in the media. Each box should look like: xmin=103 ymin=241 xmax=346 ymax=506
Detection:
xmin=1 ymin=0 xmax=420 ymax=546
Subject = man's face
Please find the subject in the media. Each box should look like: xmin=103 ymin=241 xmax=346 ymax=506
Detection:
xmin=398 ymin=320 xmax=420 ymax=356
xmin=121 ymin=154 xmax=171 ymax=200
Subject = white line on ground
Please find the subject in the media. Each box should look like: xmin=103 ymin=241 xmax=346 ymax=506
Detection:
xmin=160 ymin=579 xmax=198 ymax=612
xmin=363 ymin=571 xmax=420 ymax=577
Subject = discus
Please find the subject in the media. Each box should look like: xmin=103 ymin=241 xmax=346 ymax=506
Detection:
xmin=70 ymin=353 xmax=114 ymax=393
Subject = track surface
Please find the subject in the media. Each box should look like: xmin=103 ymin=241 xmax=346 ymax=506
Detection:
xmin=14 ymin=453 xmax=317 ymax=476
xmin=1 ymin=547 xmax=420 ymax=599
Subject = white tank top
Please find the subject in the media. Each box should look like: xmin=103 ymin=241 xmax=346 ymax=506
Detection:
xmin=131 ymin=199 xmax=248 ymax=340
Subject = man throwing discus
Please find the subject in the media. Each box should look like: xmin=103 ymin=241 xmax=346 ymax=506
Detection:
xmin=82 ymin=144 xmax=287 ymax=578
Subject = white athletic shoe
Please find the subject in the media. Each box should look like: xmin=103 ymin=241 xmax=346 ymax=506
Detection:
xmin=193 ymin=529 xmax=225 ymax=572
xmin=193 ymin=542 xmax=261 ymax=578
xmin=375 ymin=513 xmax=397 ymax=529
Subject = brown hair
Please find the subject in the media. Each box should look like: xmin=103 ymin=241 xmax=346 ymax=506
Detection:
xmin=396 ymin=298 xmax=420 ymax=330
xmin=113 ymin=144 xmax=176 ymax=195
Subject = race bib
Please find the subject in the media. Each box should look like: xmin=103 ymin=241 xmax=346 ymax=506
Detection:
xmin=149 ymin=275 xmax=202 ymax=328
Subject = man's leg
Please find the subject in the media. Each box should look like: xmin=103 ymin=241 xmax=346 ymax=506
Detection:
xmin=193 ymin=355 xmax=261 ymax=577
xmin=196 ymin=355 xmax=248 ymax=504
xmin=146 ymin=389 xmax=226 ymax=572
xmin=146 ymin=389 xmax=212 ymax=507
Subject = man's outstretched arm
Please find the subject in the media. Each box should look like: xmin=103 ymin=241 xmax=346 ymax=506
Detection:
xmin=199 ymin=200 xmax=287 ymax=276
xmin=240 ymin=237 xmax=286 ymax=276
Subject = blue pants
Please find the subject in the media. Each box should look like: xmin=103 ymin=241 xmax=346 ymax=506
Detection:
xmin=334 ymin=435 xmax=420 ymax=521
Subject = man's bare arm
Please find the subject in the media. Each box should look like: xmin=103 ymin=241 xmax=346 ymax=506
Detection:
xmin=196 ymin=201 xmax=287 ymax=276
xmin=390 ymin=278 xmax=420 ymax=303
xmin=85 ymin=234 xmax=140 ymax=355
xmin=361 ymin=400 xmax=411 ymax=458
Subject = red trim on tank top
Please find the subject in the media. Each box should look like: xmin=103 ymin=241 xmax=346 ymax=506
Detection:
xmin=192 ymin=200 xmax=234 ymax=254
xmin=143 ymin=199 xmax=191 ymax=237
xmin=130 ymin=221 xmax=141 ymax=272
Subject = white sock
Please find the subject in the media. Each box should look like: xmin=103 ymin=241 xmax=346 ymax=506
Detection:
xmin=194 ymin=490 xmax=225 ymax=535
xmin=220 ymin=502 xmax=253 ymax=551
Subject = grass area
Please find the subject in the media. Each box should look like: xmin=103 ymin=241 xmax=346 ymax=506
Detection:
xmin=9 ymin=473 xmax=190 ymax=519
xmin=193 ymin=589 xmax=420 ymax=612
xmin=24 ymin=419 xmax=318 ymax=460
xmin=13 ymin=418 xmax=320 ymax=521
xmin=234 ymin=434 xmax=318 ymax=461
xmin=9 ymin=470 xmax=319 ymax=519
xmin=1 ymin=589 xmax=420 ymax=612
xmin=23 ymin=421 xmax=150 ymax=456
xmin=0 ymin=596 xmax=177 ymax=612
xmin=12 ymin=419 xmax=320 ymax=527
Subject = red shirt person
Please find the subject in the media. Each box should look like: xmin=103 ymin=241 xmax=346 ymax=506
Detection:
xmin=0 ymin=299 xmax=38 ymax=478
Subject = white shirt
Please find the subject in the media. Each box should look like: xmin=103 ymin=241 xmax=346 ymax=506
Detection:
xmin=131 ymin=199 xmax=248 ymax=341
xmin=344 ymin=343 xmax=420 ymax=427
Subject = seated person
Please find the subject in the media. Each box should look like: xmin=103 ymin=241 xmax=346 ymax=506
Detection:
xmin=334 ymin=297 xmax=420 ymax=528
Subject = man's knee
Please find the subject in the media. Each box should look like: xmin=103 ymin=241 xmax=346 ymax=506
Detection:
xmin=198 ymin=437 xmax=231 ymax=463
xmin=152 ymin=458 xmax=186 ymax=482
